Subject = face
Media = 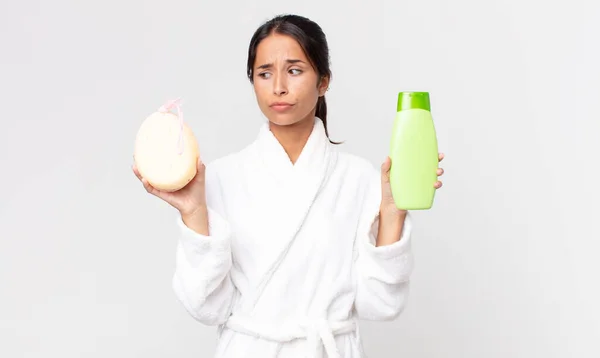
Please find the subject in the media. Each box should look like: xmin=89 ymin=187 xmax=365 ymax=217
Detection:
xmin=252 ymin=33 xmax=329 ymax=127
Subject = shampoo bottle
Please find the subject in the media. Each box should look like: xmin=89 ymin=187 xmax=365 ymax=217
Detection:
xmin=389 ymin=91 xmax=439 ymax=210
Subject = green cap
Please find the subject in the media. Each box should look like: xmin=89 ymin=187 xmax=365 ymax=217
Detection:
xmin=397 ymin=91 xmax=430 ymax=112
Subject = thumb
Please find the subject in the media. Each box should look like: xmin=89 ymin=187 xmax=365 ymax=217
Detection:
xmin=381 ymin=156 xmax=391 ymax=184
xmin=189 ymin=156 xmax=206 ymax=184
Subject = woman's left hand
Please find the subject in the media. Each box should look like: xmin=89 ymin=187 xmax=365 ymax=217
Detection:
xmin=380 ymin=153 xmax=445 ymax=215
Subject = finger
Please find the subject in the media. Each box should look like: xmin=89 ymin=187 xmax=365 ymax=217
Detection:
xmin=438 ymin=153 xmax=445 ymax=162
xmin=191 ymin=157 xmax=206 ymax=184
xmin=141 ymin=178 xmax=159 ymax=196
xmin=381 ymin=156 xmax=391 ymax=183
xmin=437 ymin=168 xmax=444 ymax=176
xmin=381 ymin=156 xmax=391 ymax=172
xmin=132 ymin=164 xmax=143 ymax=181
xmin=434 ymin=181 xmax=443 ymax=189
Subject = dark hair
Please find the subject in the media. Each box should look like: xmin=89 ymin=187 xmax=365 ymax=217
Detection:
xmin=246 ymin=14 xmax=341 ymax=144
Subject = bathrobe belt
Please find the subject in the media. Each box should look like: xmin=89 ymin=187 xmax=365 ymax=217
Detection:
xmin=224 ymin=314 xmax=356 ymax=358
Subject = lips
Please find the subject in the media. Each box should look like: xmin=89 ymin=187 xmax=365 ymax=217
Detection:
xmin=270 ymin=102 xmax=293 ymax=107
xmin=270 ymin=102 xmax=294 ymax=112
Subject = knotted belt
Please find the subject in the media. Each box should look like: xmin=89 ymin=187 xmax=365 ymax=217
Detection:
xmin=224 ymin=314 xmax=356 ymax=358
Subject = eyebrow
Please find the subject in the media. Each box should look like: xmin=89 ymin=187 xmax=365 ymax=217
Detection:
xmin=256 ymin=59 xmax=305 ymax=70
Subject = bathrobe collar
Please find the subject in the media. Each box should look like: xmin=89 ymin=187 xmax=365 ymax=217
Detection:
xmin=255 ymin=117 xmax=333 ymax=182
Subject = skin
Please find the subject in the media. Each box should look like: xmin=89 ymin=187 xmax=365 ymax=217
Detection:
xmin=132 ymin=32 xmax=445 ymax=245
xmin=251 ymin=33 xmax=329 ymax=164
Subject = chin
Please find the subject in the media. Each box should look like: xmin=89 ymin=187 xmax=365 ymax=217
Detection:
xmin=265 ymin=112 xmax=304 ymax=127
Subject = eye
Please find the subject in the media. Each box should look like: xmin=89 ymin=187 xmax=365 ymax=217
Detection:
xmin=289 ymin=68 xmax=303 ymax=75
xmin=258 ymin=72 xmax=271 ymax=79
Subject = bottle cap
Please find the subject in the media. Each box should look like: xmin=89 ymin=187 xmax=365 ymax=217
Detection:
xmin=397 ymin=92 xmax=430 ymax=112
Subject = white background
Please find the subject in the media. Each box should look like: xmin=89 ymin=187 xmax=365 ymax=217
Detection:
xmin=1 ymin=0 xmax=599 ymax=357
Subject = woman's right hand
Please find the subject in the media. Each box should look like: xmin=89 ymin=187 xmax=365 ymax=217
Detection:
xmin=132 ymin=157 xmax=207 ymax=217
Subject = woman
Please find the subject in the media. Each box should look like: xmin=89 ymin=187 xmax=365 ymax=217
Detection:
xmin=133 ymin=14 xmax=444 ymax=358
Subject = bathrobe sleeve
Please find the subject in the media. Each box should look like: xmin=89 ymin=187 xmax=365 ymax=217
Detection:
xmin=353 ymin=169 xmax=415 ymax=321
xmin=172 ymin=161 xmax=236 ymax=326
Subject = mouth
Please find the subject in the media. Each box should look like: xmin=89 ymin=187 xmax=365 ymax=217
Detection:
xmin=270 ymin=102 xmax=295 ymax=112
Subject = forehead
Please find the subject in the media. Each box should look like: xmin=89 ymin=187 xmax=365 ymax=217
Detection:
xmin=255 ymin=33 xmax=308 ymax=64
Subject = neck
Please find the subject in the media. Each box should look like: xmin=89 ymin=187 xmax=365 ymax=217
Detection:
xmin=268 ymin=116 xmax=315 ymax=164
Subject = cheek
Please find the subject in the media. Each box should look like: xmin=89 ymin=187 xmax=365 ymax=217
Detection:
xmin=291 ymin=77 xmax=319 ymax=100
xmin=253 ymin=82 xmax=269 ymax=102
xmin=300 ymin=90 xmax=320 ymax=111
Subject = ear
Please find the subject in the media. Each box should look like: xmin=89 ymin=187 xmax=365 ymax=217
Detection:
xmin=317 ymin=75 xmax=330 ymax=97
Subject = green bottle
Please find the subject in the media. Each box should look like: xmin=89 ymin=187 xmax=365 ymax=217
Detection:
xmin=389 ymin=92 xmax=439 ymax=210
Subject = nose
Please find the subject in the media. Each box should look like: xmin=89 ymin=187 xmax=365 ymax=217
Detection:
xmin=273 ymin=73 xmax=288 ymax=96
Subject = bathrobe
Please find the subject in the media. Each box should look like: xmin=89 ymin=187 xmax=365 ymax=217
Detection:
xmin=172 ymin=117 xmax=414 ymax=357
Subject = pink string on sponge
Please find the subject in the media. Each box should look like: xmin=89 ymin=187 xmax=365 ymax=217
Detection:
xmin=158 ymin=97 xmax=184 ymax=155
